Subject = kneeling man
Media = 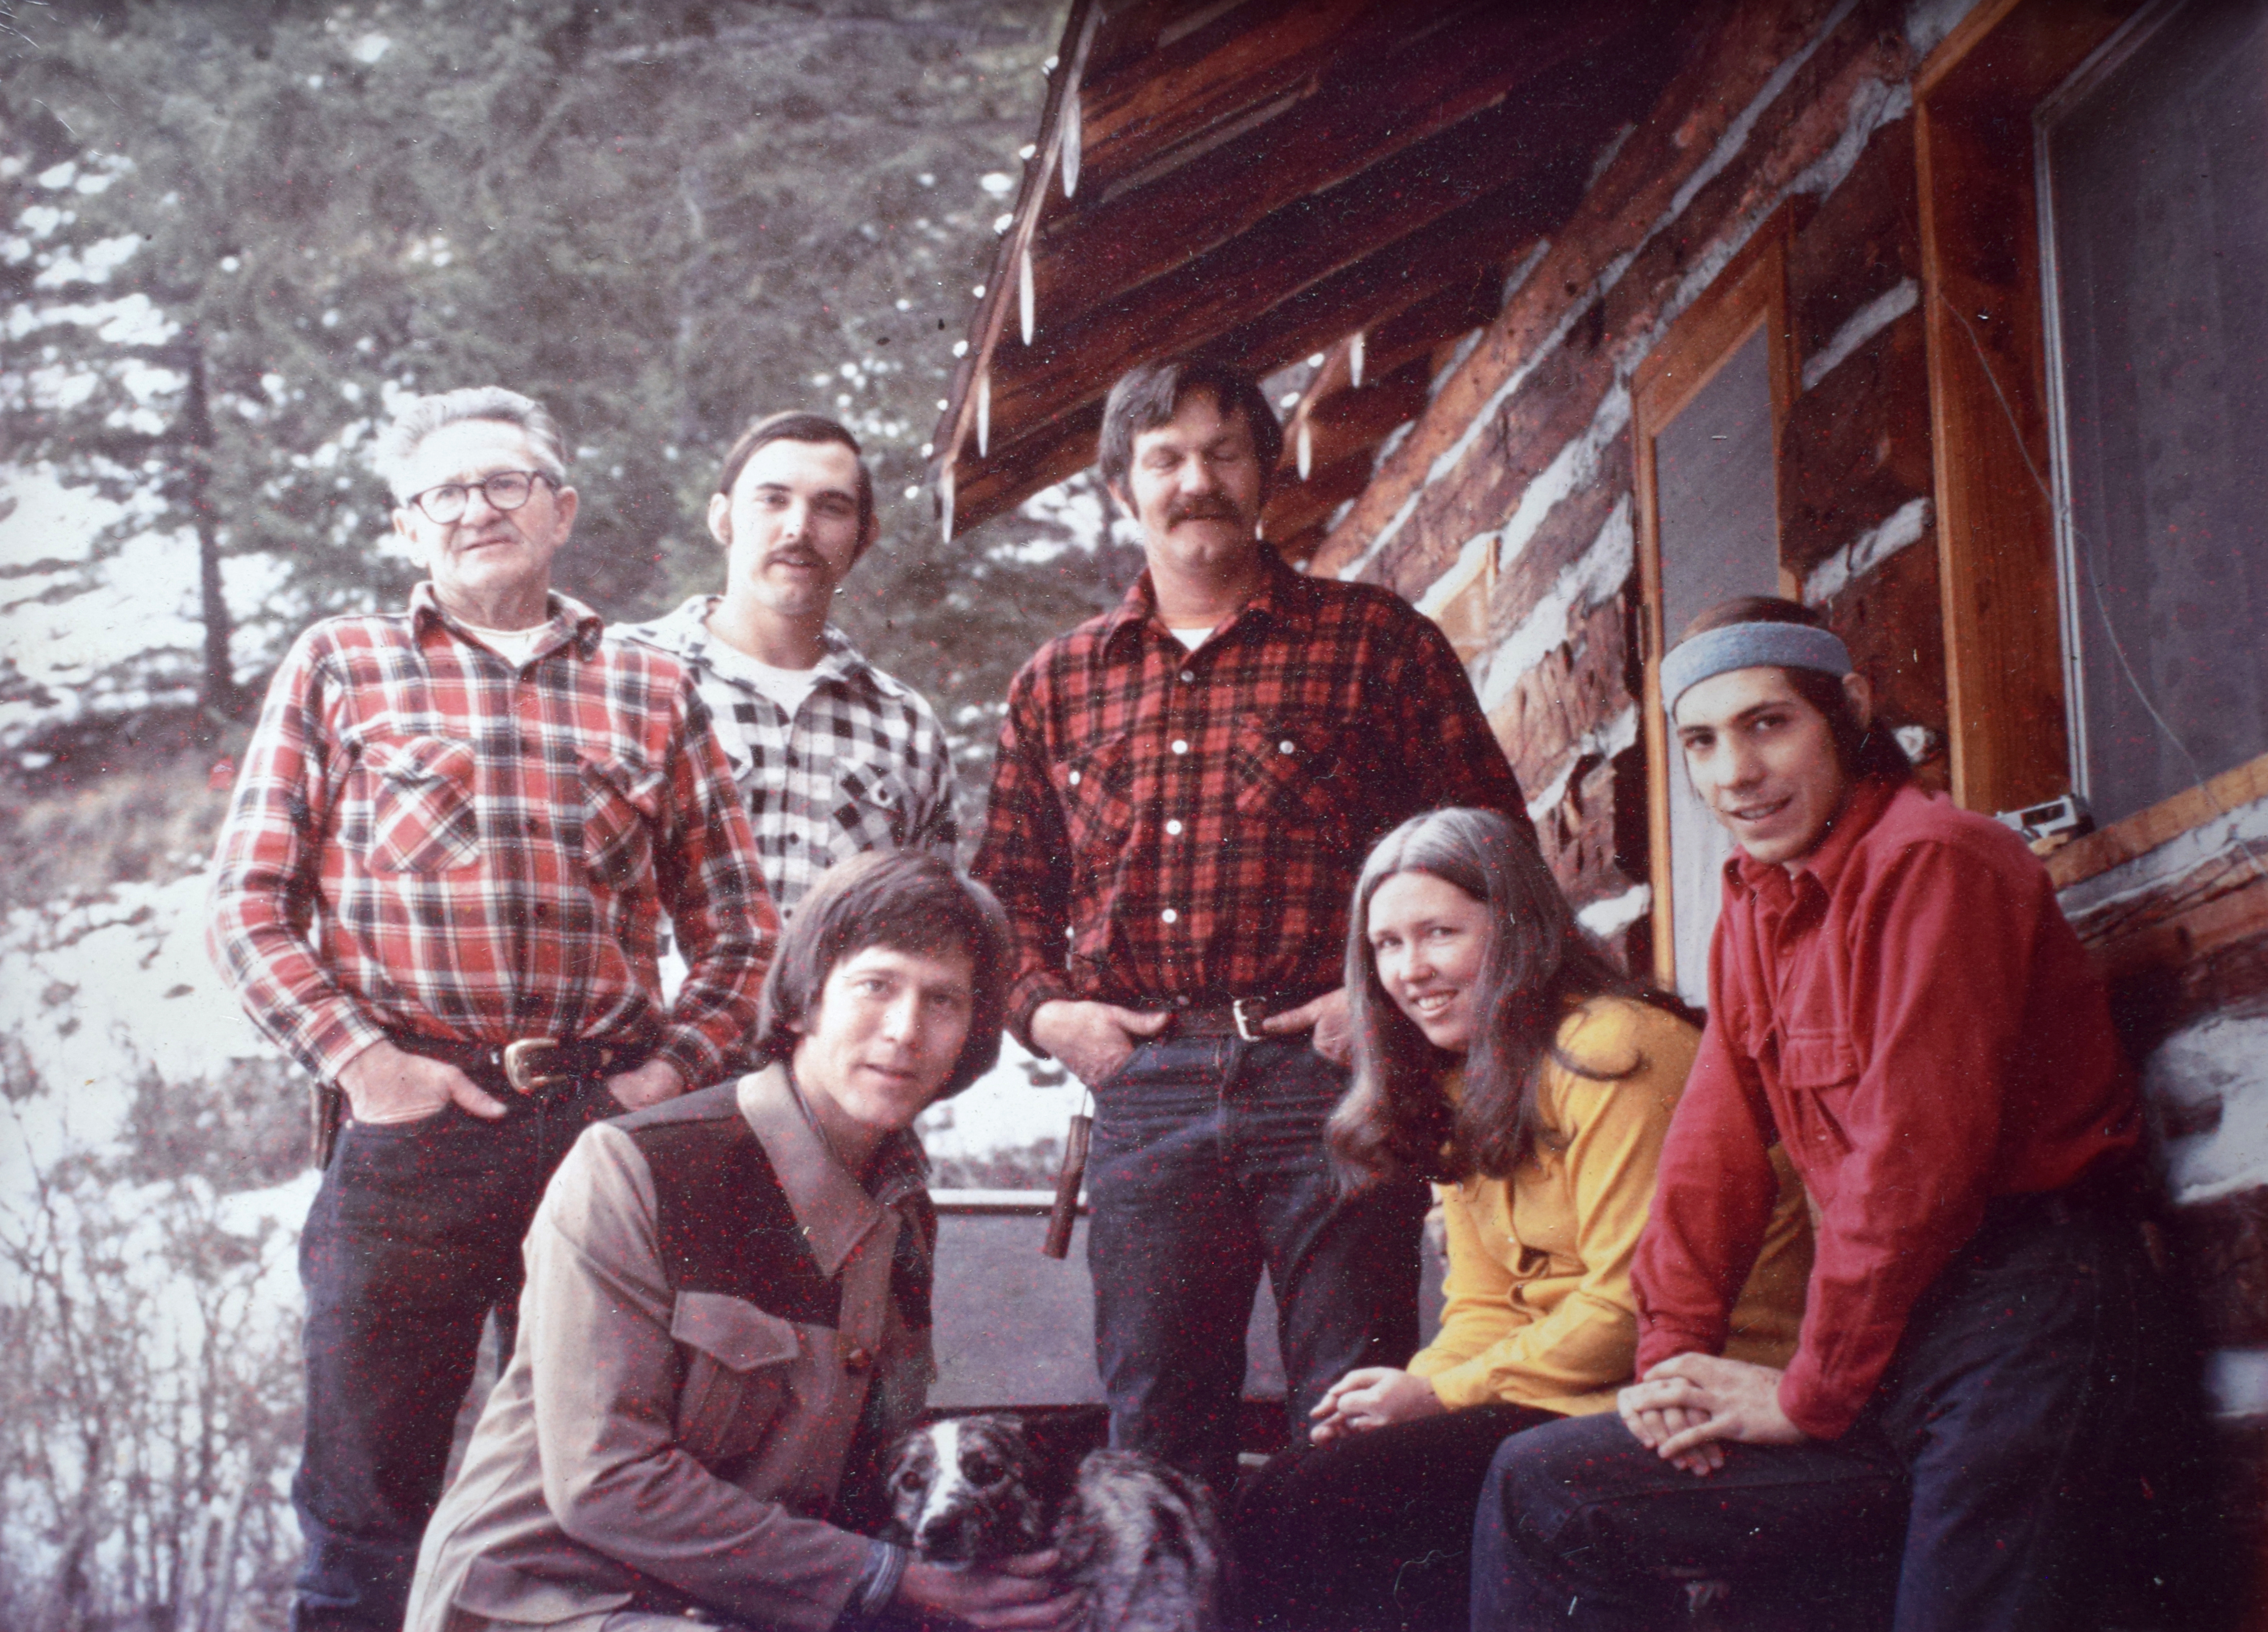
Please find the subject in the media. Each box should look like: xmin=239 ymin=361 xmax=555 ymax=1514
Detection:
xmin=1472 ymin=598 xmax=2148 ymax=1630
xmin=406 ymin=852 xmax=1080 ymax=1632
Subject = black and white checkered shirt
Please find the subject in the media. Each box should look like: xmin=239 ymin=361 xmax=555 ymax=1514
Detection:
xmin=619 ymin=597 xmax=957 ymax=918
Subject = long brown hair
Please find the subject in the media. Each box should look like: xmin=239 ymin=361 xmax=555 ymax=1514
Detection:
xmin=1327 ymin=808 xmax=1684 ymax=1187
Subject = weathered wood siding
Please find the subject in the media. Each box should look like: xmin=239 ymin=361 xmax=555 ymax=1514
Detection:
xmin=1310 ymin=0 xmax=2268 ymax=1543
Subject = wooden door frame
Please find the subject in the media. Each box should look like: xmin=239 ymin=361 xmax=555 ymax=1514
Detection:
xmin=1632 ymin=202 xmax=1801 ymax=991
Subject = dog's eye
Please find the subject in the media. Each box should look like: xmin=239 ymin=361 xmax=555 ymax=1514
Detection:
xmin=892 ymin=1470 xmax=923 ymax=1492
xmin=963 ymin=1453 xmax=1002 ymax=1485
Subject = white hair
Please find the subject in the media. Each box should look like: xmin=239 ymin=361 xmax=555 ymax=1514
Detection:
xmin=375 ymin=387 xmax=568 ymax=499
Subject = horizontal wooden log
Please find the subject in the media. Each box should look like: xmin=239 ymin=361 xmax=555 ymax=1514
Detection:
xmin=1037 ymin=3 xmax=1654 ymax=330
xmin=945 ymin=165 xmax=1589 ymax=532
xmin=1262 ymin=452 xmax=1370 ymax=543
xmin=1776 ymin=309 xmax=1934 ymax=579
xmin=1309 ymin=0 xmax=1862 ymax=571
xmin=1076 ymin=0 xmax=1376 ymax=201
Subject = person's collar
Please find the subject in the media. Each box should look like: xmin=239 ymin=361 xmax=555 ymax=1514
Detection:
xmin=1726 ymin=774 xmax=1902 ymax=901
xmin=639 ymin=596 xmax=877 ymax=690
xmin=735 ymin=1062 xmax=924 ymax=1274
xmin=410 ymin=581 xmax=603 ymax=657
xmin=1100 ymin=546 xmax=1310 ymax=656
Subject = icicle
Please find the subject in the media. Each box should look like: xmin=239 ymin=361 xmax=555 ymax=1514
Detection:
xmin=977 ymin=371 xmax=992 ymax=457
xmin=1296 ymin=420 xmax=1313 ymax=480
xmin=1350 ymin=329 xmax=1366 ymax=389
xmin=1019 ymin=246 xmax=1036 ymax=345
xmin=1063 ymin=87 xmax=1082 ymax=199
xmin=940 ymin=462 xmax=956 ymax=545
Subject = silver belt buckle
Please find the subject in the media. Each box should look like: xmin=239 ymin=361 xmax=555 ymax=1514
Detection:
xmin=502 ymin=1038 xmax=568 ymax=1094
xmin=1231 ymin=998 xmax=1264 ymax=1043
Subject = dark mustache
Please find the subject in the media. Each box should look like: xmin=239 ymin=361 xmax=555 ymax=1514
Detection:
xmin=1165 ymin=496 xmax=1244 ymax=526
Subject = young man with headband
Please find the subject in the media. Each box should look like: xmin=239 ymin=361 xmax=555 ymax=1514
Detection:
xmin=1470 ymin=597 xmax=2151 ymax=1629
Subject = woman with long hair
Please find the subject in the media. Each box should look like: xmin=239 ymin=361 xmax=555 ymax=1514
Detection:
xmin=1232 ymin=808 xmax=1811 ymax=1632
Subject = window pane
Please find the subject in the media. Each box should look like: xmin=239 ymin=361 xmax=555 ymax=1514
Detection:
xmin=1654 ymin=327 xmax=1780 ymax=1003
xmin=2044 ymin=0 xmax=2268 ymax=826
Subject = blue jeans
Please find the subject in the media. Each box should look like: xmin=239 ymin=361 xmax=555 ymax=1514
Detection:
xmin=291 ymin=1080 xmax=619 ymax=1632
xmin=1470 ymin=1198 xmax=2161 ymax=1632
xmin=1085 ymin=1036 xmax=1427 ymax=1496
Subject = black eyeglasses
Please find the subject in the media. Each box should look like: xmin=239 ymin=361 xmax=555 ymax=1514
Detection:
xmin=401 ymin=469 xmax=558 ymax=524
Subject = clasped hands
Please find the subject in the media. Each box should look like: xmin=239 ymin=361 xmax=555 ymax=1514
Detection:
xmin=1617 ymin=1353 xmax=1807 ymax=1476
xmin=337 ymin=1038 xmax=684 ymax=1124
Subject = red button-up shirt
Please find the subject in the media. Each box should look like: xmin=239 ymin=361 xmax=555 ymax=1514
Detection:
xmin=973 ymin=552 xmax=1531 ymax=1042
xmin=207 ymin=586 xmax=774 ymax=1089
xmin=1631 ymin=777 xmax=2138 ymax=1438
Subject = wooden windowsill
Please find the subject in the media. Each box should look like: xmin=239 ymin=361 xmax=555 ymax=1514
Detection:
xmin=2046 ymin=749 xmax=2268 ymax=891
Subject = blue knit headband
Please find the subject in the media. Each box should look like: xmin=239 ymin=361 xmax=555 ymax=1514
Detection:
xmin=1659 ymin=622 xmax=1852 ymax=713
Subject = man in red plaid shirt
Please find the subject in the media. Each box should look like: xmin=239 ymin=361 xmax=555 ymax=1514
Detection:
xmin=207 ymin=387 xmax=772 ymax=1632
xmin=974 ymin=358 xmax=1532 ymax=1493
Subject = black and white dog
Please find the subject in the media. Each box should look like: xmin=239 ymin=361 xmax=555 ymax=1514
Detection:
xmin=882 ymin=1414 xmax=1223 ymax=1632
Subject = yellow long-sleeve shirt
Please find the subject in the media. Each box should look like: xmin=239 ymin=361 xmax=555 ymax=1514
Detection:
xmin=1405 ymin=997 xmax=1811 ymax=1416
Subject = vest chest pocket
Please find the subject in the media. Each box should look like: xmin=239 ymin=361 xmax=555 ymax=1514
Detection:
xmin=581 ymin=755 xmax=665 ymax=891
xmin=362 ymin=735 xmax=481 ymax=873
xmin=671 ymin=1290 xmax=802 ymax=1467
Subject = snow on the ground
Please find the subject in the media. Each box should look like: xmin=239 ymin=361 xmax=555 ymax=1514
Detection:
xmin=0 ymin=869 xmax=273 ymax=1186
xmin=917 ymin=1032 xmax=1083 ymax=1177
xmin=0 ymin=862 xmax=1069 ymax=1187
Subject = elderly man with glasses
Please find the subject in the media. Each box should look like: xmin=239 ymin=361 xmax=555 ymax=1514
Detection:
xmin=207 ymin=386 xmax=774 ymax=1632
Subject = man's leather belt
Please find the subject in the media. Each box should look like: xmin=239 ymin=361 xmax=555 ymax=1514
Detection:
xmin=388 ymin=1031 xmax=643 ymax=1095
xmin=1153 ymin=995 xmax=1318 ymax=1042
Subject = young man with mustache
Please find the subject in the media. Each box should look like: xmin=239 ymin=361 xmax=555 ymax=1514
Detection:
xmin=623 ymin=413 xmax=956 ymax=920
xmin=973 ymin=357 xmax=1534 ymax=1496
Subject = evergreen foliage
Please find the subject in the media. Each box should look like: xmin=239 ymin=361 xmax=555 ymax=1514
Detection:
xmin=3 ymin=0 xmax=1125 ymax=798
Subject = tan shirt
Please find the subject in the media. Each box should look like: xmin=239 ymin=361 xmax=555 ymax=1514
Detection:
xmin=1406 ymin=998 xmax=1812 ymax=1415
xmin=405 ymin=1066 xmax=934 ymax=1632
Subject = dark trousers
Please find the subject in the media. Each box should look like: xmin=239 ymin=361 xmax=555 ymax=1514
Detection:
xmin=1471 ymin=1200 xmax=2158 ymax=1632
xmin=291 ymin=1079 xmax=619 ymax=1632
xmin=1086 ymin=1036 xmax=1427 ymax=1496
xmin=1235 ymin=1403 xmax=1559 ymax=1632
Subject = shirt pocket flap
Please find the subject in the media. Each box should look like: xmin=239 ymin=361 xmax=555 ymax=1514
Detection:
xmin=454 ymin=1556 xmax=631 ymax=1623
xmin=671 ymin=1290 xmax=801 ymax=1372
xmin=579 ymin=754 xmax=666 ymax=888
xmin=1052 ymin=731 xmax=1134 ymax=860
xmin=1777 ymin=1030 xmax=1861 ymax=1089
xmin=365 ymin=733 xmax=477 ymax=789
xmin=361 ymin=734 xmax=481 ymax=873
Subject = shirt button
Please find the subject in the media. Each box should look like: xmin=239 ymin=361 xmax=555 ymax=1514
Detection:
xmin=1068 ymin=770 xmax=1082 ymax=786
xmin=1279 ymin=740 xmax=1296 ymax=755
xmin=842 ymin=1343 xmax=872 ymax=1375
xmin=1165 ymin=819 xmax=1184 ymax=836
xmin=525 ymin=817 xmax=540 ymax=835
xmin=1175 ymin=994 xmax=1192 ymax=1008
xmin=1179 ymin=669 xmax=1196 ymax=683
xmin=1161 ymin=908 xmax=1178 ymax=925
xmin=1171 ymin=739 xmax=1189 ymax=755
xmin=787 ymin=832 xmax=801 ymax=844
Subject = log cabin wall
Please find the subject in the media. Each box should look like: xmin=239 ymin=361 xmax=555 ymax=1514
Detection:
xmin=1301 ymin=0 xmax=2268 ymax=1569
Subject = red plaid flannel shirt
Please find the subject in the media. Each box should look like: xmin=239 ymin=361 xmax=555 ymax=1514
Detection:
xmin=974 ymin=553 xmax=1531 ymax=1044
xmin=207 ymin=585 xmax=774 ymax=1088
